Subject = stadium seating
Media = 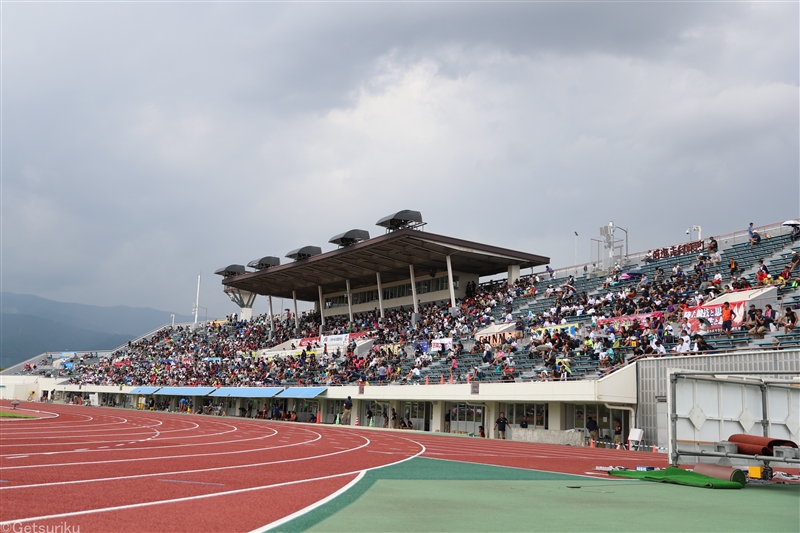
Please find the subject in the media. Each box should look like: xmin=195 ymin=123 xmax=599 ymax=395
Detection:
xmin=16 ymin=224 xmax=797 ymax=389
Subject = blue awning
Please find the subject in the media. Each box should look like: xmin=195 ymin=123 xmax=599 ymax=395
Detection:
xmin=276 ymin=387 xmax=327 ymax=399
xmin=129 ymin=386 xmax=161 ymax=395
xmin=208 ymin=387 xmax=283 ymax=398
xmin=152 ymin=387 xmax=216 ymax=396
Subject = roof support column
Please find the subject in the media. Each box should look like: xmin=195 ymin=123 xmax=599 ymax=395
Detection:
xmin=318 ymin=285 xmax=325 ymax=335
xmin=268 ymin=295 xmax=274 ymax=338
xmin=292 ymin=290 xmax=299 ymax=332
xmin=409 ymin=264 xmax=419 ymax=314
xmin=446 ymin=255 xmax=456 ymax=309
xmin=376 ymin=272 xmax=385 ymax=319
xmin=346 ymin=279 xmax=353 ymax=323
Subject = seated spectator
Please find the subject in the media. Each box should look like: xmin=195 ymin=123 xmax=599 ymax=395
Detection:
xmin=748 ymin=309 xmax=767 ymax=338
xmin=729 ymin=258 xmax=740 ymax=277
xmin=780 ymin=308 xmax=797 ymax=333
xmin=673 ymin=338 xmax=690 ymax=354
xmin=749 ymin=231 xmax=762 ymax=246
xmin=788 ymin=251 xmax=800 ymax=272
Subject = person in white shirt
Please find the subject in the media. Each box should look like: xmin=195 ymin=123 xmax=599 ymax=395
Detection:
xmin=673 ymin=338 xmax=690 ymax=354
xmin=651 ymin=339 xmax=666 ymax=355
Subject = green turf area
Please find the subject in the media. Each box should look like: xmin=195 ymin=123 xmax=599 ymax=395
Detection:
xmin=0 ymin=410 xmax=35 ymax=418
xmin=268 ymin=458 xmax=800 ymax=533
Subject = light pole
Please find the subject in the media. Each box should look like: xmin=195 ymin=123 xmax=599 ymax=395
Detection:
xmin=574 ymin=231 xmax=579 ymax=266
xmin=193 ymin=274 xmax=201 ymax=324
xmin=170 ymin=314 xmax=175 ymax=328
xmin=616 ymin=226 xmax=629 ymax=263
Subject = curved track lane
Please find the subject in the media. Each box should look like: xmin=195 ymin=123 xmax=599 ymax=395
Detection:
xmin=0 ymin=402 xmax=424 ymax=532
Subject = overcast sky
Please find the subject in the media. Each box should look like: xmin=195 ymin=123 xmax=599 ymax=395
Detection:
xmin=2 ymin=1 xmax=798 ymax=319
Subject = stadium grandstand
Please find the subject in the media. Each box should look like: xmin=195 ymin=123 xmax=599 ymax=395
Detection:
xmin=2 ymin=214 xmax=799 ymax=453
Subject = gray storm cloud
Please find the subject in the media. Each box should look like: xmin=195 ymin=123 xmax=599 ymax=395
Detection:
xmin=3 ymin=2 xmax=797 ymax=317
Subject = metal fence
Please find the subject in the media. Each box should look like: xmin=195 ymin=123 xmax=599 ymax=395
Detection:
xmin=636 ymin=349 xmax=800 ymax=448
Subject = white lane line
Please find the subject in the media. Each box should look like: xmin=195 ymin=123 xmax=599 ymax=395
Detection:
xmin=0 ymin=426 xmax=277 ymax=460
xmin=249 ymin=472 xmax=365 ymax=533
xmin=1 ymin=471 xmax=358 ymax=525
xmin=2 ymin=421 xmax=237 ymax=446
xmin=0 ymin=407 xmax=60 ymax=420
xmin=158 ymin=479 xmax=225 ymax=487
xmin=2 ymin=435 xmax=427 ymax=526
xmin=0 ymin=431 xmax=343 ymax=490
xmin=0 ymin=428 xmax=282 ymax=470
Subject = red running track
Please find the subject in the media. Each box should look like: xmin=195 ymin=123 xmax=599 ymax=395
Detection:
xmin=0 ymin=401 xmax=667 ymax=532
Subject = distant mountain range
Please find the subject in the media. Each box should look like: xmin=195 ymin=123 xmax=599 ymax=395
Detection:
xmin=0 ymin=293 xmax=194 ymax=369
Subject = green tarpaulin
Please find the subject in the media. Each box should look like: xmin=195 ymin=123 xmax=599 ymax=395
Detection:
xmin=610 ymin=466 xmax=744 ymax=489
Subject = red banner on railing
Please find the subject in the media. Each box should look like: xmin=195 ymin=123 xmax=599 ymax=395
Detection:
xmin=298 ymin=331 xmax=369 ymax=347
xmin=597 ymin=312 xmax=663 ymax=329
xmin=682 ymin=301 xmax=746 ymax=332
xmin=651 ymin=240 xmax=704 ymax=261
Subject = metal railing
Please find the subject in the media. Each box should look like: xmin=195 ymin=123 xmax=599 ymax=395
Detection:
xmin=527 ymin=218 xmax=798 ymax=281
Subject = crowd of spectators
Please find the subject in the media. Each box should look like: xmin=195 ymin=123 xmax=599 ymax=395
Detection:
xmin=23 ymin=224 xmax=800 ymax=388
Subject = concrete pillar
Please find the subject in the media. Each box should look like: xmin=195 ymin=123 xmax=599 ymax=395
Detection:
xmin=318 ymin=286 xmax=325 ymax=335
xmin=548 ymin=402 xmax=566 ymax=430
xmin=431 ymin=401 xmax=446 ymax=433
xmin=486 ymin=402 xmax=498 ymax=439
xmin=376 ymin=272 xmax=385 ymax=319
xmin=292 ymin=290 xmax=300 ymax=332
xmin=409 ymin=265 xmax=419 ymax=313
xmin=351 ymin=398 xmax=362 ymax=426
xmin=390 ymin=400 xmax=402 ymax=428
xmin=508 ymin=264 xmax=521 ymax=285
xmin=317 ymin=398 xmax=327 ymax=423
xmin=268 ymin=295 xmax=274 ymax=336
xmin=346 ymin=279 xmax=353 ymax=323
xmin=446 ymin=255 xmax=456 ymax=309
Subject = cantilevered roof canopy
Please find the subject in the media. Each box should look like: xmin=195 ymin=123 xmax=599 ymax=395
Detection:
xmin=208 ymin=387 xmax=284 ymax=398
xmin=277 ymin=387 xmax=327 ymax=398
xmin=222 ymin=229 xmax=548 ymax=301
xmin=129 ymin=386 xmax=161 ymax=395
